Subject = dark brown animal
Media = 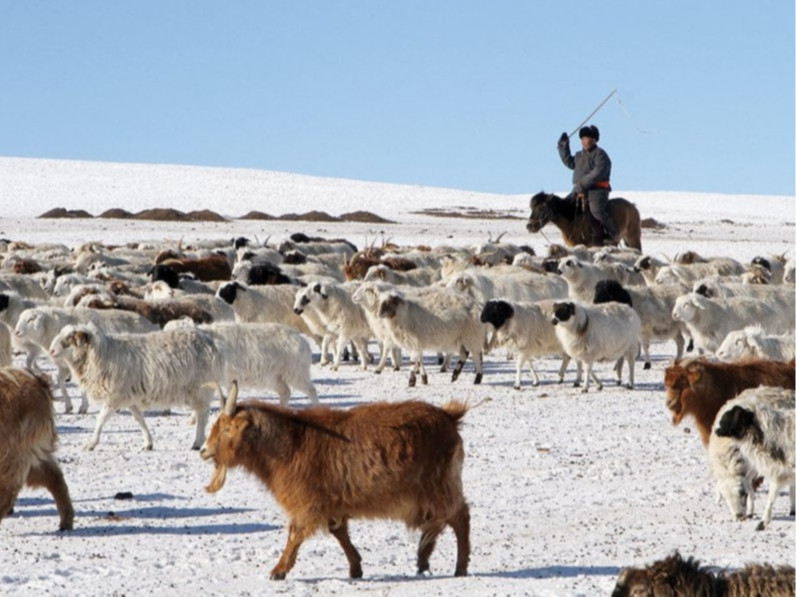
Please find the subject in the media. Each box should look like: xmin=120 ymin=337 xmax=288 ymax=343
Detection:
xmin=0 ymin=368 xmax=74 ymax=531
xmin=12 ymin=259 xmax=43 ymax=275
xmin=664 ymin=358 xmax=795 ymax=446
xmin=613 ymin=551 xmax=795 ymax=597
xmin=159 ymin=255 xmax=231 ymax=282
xmin=343 ymin=248 xmax=385 ymax=280
xmin=84 ymin=295 xmax=213 ymax=328
xmin=526 ymin=191 xmax=642 ymax=251
xmin=200 ymin=382 xmax=470 ymax=580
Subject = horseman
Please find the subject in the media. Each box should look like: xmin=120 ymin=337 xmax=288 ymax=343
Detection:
xmin=557 ymin=125 xmax=618 ymax=245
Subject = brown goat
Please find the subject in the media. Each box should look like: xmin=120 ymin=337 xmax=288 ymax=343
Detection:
xmin=612 ymin=551 xmax=795 ymax=597
xmin=159 ymin=255 xmax=231 ymax=282
xmin=0 ymin=368 xmax=74 ymax=531
xmin=664 ymin=358 xmax=795 ymax=446
xmin=84 ymin=295 xmax=213 ymax=328
xmin=201 ymin=382 xmax=470 ymax=580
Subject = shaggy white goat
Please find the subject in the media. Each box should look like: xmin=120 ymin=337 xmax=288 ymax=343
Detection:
xmin=49 ymin=324 xmax=222 ymax=450
xmin=446 ymin=268 xmax=567 ymax=305
xmin=672 ymin=293 xmax=784 ymax=354
xmin=377 ymin=288 xmax=486 ymax=387
xmin=14 ymin=306 xmax=159 ymax=413
xmin=716 ymin=326 xmax=796 ymax=363
xmin=350 ymin=282 xmax=402 ymax=373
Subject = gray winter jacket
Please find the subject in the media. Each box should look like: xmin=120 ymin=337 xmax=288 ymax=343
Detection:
xmin=558 ymin=139 xmax=612 ymax=195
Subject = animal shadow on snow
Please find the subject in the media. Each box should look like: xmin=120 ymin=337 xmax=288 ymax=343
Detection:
xmin=476 ymin=564 xmax=622 ymax=580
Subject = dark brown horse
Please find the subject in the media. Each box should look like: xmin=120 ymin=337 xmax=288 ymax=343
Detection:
xmin=526 ymin=191 xmax=642 ymax=251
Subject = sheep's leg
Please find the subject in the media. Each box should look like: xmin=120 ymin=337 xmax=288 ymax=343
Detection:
xmin=84 ymin=404 xmax=115 ymax=450
xmin=319 ymin=334 xmax=332 ymax=366
xmin=391 ymin=346 xmax=402 ymax=371
xmin=528 ymin=358 xmax=541 ymax=387
xmin=572 ymin=360 xmax=583 ymax=388
xmin=352 ymin=338 xmax=369 ymax=370
xmin=26 ymin=456 xmax=74 ymax=531
xmin=328 ymin=517 xmax=362 ymax=579
xmin=472 ymin=350 xmax=483 ymax=385
xmin=292 ymin=375 xmax=319 ymax=405
xmin=789 ymin=482 xmax=795 ymax=517
xmin=190 ymin=406 xmax=209 ymax=450
xmin=625 ymin=349 xmax=636 ymax=389
xmin=451 ymin=347 xmax=468 ymax=383
xmin=674 ymin=333 xmax=685 ymax=361
xmin=642 ymin=337 xmax=652 ymax=370
xmin=408 ymin=356 xmax=419 ymax=387
xmin=418 ymin=356 xmax=429 ymax=385
xmin=757 ymin=481 xmax=781 ymax=531
xmin=416 ymin=520 xmax=446 ymax=575
xmin=57 ymin=365 xmax=74 ymax=414
xmin=331 ymin=337 xmax=347 ymax=371
xmin=514 ymin=355 xmax=525 ymax=390
xmin=557 ymin=355 xmax=571 ymax=383
xmin=613 ymin=358 xmax=624 ymax=385
xmin=449 ymin=501 xmax=470 ymax=577
xmin=271 ymin=521 xmax=309 ymax=580
xmin=274 ymin=378 xmax=292 ymax=406
xmin=439 ymin=352 xmax=450 ymax=373
xmin=128 ymin=405 xmax=153 ymax=451
xmin=25 ymin=345 xmax=41 ymax=372
xmin=374 ymin=341 xmax=388 ymax=374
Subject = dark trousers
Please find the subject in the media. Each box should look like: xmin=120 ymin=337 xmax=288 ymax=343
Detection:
xmin=587 ymin=189 xmax=617 ymax=241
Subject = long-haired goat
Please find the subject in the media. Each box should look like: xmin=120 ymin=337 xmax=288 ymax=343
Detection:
xmin=612 ymin=551 xmax=795 ymax=597
xmin=664 ymin=358 xmax=795 ymax=446
xmin=200 ymin=382 xmax=470 ymax=580
xmin=0 ymin=368 xmax=74 ymax=531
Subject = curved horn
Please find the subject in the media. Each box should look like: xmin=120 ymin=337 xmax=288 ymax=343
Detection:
xmin=225 ymin=380 xmax=239 ymax=415
xmin=263 ymin=234 xmax=272 ymax=248
xmin=495 ymin=231 xmax=508 ymax=244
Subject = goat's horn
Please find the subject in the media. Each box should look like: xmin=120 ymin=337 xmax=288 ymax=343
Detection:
xmin=225 ymin=380 xmax=239 ymax=415
xmin=263 ymin=234 xmax=271 ymax=248
xmin=495 ymin=231 xmax=507 ymax=243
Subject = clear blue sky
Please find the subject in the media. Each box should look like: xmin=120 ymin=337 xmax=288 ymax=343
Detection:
xmin=1 ymin=1 xmax=793 ymax=196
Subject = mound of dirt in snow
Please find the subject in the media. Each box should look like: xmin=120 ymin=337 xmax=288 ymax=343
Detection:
xmin=239 ymin=210 xmax=277 ymax=220
xmin=98 ymin=208 xmax=134 ymax=219
xmin=340 ymin=210 xmax=395 ymax=223
xmin=39 ymin=207 xmax=94 ymax=219
xmin=278 ymin=211 xmax=342 ymax=222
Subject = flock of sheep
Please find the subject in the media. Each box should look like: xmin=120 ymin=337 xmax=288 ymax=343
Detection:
xmin=0 ymin=232 xmax=794 ymax=590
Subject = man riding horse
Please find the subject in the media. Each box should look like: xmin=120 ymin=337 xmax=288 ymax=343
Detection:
xmin=557 ymin=125 xmax=618 ymax=245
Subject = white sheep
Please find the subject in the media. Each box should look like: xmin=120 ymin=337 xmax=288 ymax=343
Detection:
xmin=48 ymin=324 xmax=223 ymax=450
xmin=446 ymin=268 xmax=567 ymax=305
xmin=653 ymin=258 xmax=745 ymax=285
xmin=592 ymin=280 xmax=689 ymax=369
xmin=692 ymin=280 xmax=795 ymax=329
xmin=672 ymin=293 xmax=784 ymax=354
xmin=363 ymin=264 xmax=440 ymax=287
xmin=556 ymin=258 xmax=619 ymax=303
xmin=0 ymin=274 xmax=50 ymax=300
xmin=479 ymin=298 xmax=576 ymax=388
xmin=551 ymin=301 xmax=641 ymax=392
xmin=215 ymin=281 xmax=318 ymax=341
xmin=716 ymin=326 xmax=796 ymax=363
xmin=292 ymin=281 xmax=372 ymax=371
xmin=712 ymin=386 xmax=795 ymax=530
xmin=632 ymin=254 xmax=668 ymax=286
xmin=14 ymin=306 xmax=159 ymax=413
xmin=377 ymin=288 xmax=486 ymax=386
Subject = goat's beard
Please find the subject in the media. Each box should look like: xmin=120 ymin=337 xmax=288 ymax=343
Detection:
xmin=206 ymin=464 xmax=228 ymax=493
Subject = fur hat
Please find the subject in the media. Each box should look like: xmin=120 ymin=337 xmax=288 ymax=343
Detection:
xmin=579 ymin=125 xmax=600 ymax=141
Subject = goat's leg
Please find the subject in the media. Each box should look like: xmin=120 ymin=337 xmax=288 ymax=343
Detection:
xmin=328 ymin=517 xmax=363 ymax=578
xmin=613 ymin=358 xmax=624 ymax=385
xmin=572 ymin=360 xmax=583 ymax=387
xmin=625 ymin=349 xmax=636 ymax=389
xmin=789 ymin=482 xmax=795 ymax=516
xmin=416 ymin=520 xmax=446 ymax=575
xmin=352 ymin=338 xmax=369 ymax=371
xmin=0 ymin=485 xmax=21 ymax=525
xmin=331 ymin=336 xmax=347 ymax=371
xmin=418 ymin=356 xmax=429 ymax=385
xmin=408 ymin=354 xmax=420 ymax=387
xmin=292 ymin=375 xmax=319 ymax=405
xmin=272 ymin=378 xmax=292 ymax=406
xmin=190 ymin=405 xmax=209 ymax=450
xmin=319 ymin=334 xmax=332 ymax=366
xmin=642 ymin=337 xmax=652 ymax=370
xmin=528 ymin=358 xmax=541 ymax=387
xmin=673 ymin=332 xmax=685 ymax=361
xmin=391 ymin=346 xmax=402 ymax=371
xmin=26 ymin=456 xmax=74 ymax=531
xmin=439 ymin=352 xmax=450 ymax=373
xmin=374 ymin=341 xmax=388 ymax=374
xmin=84 ymin=404 xmax=115 ymax=450
xmin=128 ymin=404 xmax=154 ymax=451
xmin=448 ymin=501 xmax=470 ymax=577
xmin=271 ymin=521 xmax=309 ymax=580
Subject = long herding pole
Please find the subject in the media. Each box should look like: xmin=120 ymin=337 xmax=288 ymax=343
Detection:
xmin=567 ymin=88 xmax=617 ymax=138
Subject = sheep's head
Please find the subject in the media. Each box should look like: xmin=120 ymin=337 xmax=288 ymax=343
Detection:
xmin=715 ymin=331 xmax=749 ymax=362
xmin=556 ymin=258 xmax=582 ymax=279
xmin=201 ymin=381 xmax=248 ymax=493
xmin=671 ymin=295 xmax=700 ymax=322
xmin=480 ymin=300 xmax=514 ymax=330
xmin=15 ymin=310 xmax=46 ymax=341
xmin=551 ymin=301 xmax=575 ymax=326
xmin=351 ymin=283 xmax=379 ymax=309
xmin=714 ymin=405 xmax=759 ymax=441
xmin=293 ymin=287 xmax=312 ymax=315
xmin=217 ymin=281 xmax=245 ymax=304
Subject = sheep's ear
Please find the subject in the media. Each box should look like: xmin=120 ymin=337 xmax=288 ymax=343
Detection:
xmin=224 ymin=380 xmax=239 ymax=415
xmin=72 ymin=330 xmax=91 ymax=347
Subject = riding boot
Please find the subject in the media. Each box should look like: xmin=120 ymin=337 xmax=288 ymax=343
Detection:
xmin=589 ymin=214 xmax=605 ymax=245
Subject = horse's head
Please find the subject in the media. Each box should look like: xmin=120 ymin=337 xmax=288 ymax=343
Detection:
xmin=526 ymin=192 xmax=552 ymax=233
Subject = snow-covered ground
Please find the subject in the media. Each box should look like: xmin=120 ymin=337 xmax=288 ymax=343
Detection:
xmin=0 ymin=157 xmax=793 ymax=596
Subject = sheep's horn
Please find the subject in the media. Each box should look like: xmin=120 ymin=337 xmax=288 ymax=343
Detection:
xmin=225 ymin=380 xmax=239 ymax=415
xmin=495 ymin=231 xmax=508 ymax=243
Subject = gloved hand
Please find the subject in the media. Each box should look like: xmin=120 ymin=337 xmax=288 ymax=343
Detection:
xmin=558 ymin=132 xmax=569 ymax=145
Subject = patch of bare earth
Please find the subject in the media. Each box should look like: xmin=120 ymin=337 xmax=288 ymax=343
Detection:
xmin=38 ymin=207 xmax=94 ymax=218
xmin=340 ymin=211 xmax=395 ymax=224
xmin=98 ymin=208 xmax=134 ymax=219
xmin=412 ymin=207 xmax=523 ymax=220
xmin=279 ymin=211 xmax=342 ymax=222
xmin=239 ymin=211 xmax=276 ymax=220
xmin=641 ymin=217 xmax=666 ymax=229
